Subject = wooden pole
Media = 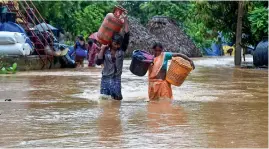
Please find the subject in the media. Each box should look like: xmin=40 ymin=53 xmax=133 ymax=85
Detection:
xmin=235 ymin=1 xmax=244 ymax=66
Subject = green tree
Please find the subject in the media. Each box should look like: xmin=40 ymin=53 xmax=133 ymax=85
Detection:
xmin=139 ymin=1 xmax=190 ymax=25
xmin=32 ymin=1 xmax=115 ymax=37
xmin=31 ymin=1 xmax=268 ymax=50
xmin=73 ymin=2 xmax=116 ymax=37
xmin=120 ymin=1 xmax=145 ymax=19
xmin=248 ymin=6 xmax=268 ymax=41
xmin=32 ymin=1 xmax=83 ymax=36
xmin=186 ymin=1 xmax=268 ymax=46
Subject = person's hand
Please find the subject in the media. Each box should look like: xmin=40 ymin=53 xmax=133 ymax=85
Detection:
xmin=189 ymin=60 xmax=195 ymax=70
xmin=101 ymin=45 xmax=108 ymax=51
xmin=123 ymin=14 xmax=129 ymax=33
xmin=123 ymin=14 xmax=128 ymax=22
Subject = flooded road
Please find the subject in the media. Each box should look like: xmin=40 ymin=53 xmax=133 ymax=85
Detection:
xmin=0 ymin=56 xmax=267 ymax=148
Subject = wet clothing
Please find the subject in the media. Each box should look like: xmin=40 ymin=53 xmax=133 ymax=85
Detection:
xmin=96 ymin=32 xmax=130 ymax=78
xmin=148 ymin=52 xmax=173 ymax=100
xmin=88 ymin=43 xmax=99 ymax=67
xmin=101 ymin=77 xmax=122 ymax=100
xmin=75 ymin=55 xmax=84 ymax=65
xmin=97 ymin=49 xmax=125 ymax=77
xmin=74 ymin=42 xmax=87 ymax=66
xmin=96 ymin=32 xmax=130 ymax=100
xmin=75 ymin=43 xmax=87 ymax=58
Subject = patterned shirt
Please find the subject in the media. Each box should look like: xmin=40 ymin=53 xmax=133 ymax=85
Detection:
xmin=96 ymin=32 xmax=130 ymax=78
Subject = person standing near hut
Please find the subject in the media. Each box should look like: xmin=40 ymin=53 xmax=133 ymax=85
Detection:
xmin=148 ymin=42 xmax=195 ymax=101
xmin=96 ymin=16 xmax=129 ymax=100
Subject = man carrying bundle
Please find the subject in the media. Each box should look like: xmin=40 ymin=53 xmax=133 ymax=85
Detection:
xmin=96 ymin=16 xmax=129 ymax=100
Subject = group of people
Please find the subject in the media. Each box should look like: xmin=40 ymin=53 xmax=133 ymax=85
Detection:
xmin=73 ymin=16 xmax=195 ymax=101
xmin=73 ymin=35 xmax=100 ymax=68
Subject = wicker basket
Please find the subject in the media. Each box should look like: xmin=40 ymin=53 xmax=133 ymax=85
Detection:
xmin=166 ymin=57 xmax=192 ymax=86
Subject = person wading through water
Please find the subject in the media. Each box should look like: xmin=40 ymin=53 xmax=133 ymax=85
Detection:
xmin=96 ymin=16 xmax=129 ymax=100
xmin=88 ymin=39 xmax=100 ymax=67
xmin=148 ymin=42 xmax=195 ymax=101
xmin=74 ymin=36 xmax=87 ymax=67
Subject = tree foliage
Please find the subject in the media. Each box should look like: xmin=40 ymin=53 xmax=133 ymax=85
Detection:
xmin=33 ymin=1 xmax=83 ymax=33
xmin=186 ymin=1 xmax=268 ymax=46
xmin=73 ymin=2 xmax=116 ymax=37
xmin=138 ymin=1 xmax=190 ymax=26
xmin=32 ymin=1 xmax=268 ymax=48
xmin=33 ymin=1 xmax=115 ymax=37
xmin=248 ymin=6 xmax=268 ymax=41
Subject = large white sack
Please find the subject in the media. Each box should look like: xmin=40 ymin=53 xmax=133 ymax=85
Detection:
xmin=23 ymin=43 xmax=33 ymax=55
xmin=0 ymin=43 xmax=32 ymax=56
xmin=0 ymin=32 xmax=26 ymax=45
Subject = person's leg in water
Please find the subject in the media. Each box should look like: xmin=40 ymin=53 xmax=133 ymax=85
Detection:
xmin=100 ymin=77 xmax=112 ymax=99
xmin=100 ymin=77 xmax=122 ymax=100
xmin=81 ymin=59 xmax=84 ymax=67
xmin=75 ymin=56 xmax=81 ymax=68
xmin=111 ymin=77 xmax=122 ymax=100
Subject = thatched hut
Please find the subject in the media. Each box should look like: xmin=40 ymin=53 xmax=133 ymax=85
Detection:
xmin=126 ymin=16 xmax=202 ymax=57
xmin=147 ymin=16 xmax=201 ymax=57
xmin=125 ymin=17 xmax=159 ymax=56
xmin=147 ymin=16 xmax=202 ymax=57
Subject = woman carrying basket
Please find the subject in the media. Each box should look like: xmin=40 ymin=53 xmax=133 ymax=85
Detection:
xmin=148 ymin=42 xmax=195 ymax=101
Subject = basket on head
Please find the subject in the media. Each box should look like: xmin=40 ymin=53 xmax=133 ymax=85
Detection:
xmin=166 ymin=57 xmax=192 ymax=86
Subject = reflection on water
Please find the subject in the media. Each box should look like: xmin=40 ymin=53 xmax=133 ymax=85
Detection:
xmin=0 ymin=56 xmax=267 ymax=148
xmin=97 ymin=101 xmax=122 ymax=147
xmin=147 ymin=100 xmax=186 ymax=133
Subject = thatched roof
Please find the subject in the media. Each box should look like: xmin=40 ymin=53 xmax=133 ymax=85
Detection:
xmin=147 ymin=16 xmax=201 ymax=57
xmin=125 ymin=17 xmax=159 ymax=56
xmin=126 ymin=16 xmax=202 ymax=57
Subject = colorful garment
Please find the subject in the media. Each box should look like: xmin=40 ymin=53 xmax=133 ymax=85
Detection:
xmin=162 ymin=52 xmax=173 ymax=70
xmin=75 ymin=42 xmax=87 ymax=58
xmin=74 ymin=42 xmax=87 ymax=66
xmin=88 ymin=43 xmax=99 ymax=67
xmin=148 ymin=52 xmax=173 ymax=100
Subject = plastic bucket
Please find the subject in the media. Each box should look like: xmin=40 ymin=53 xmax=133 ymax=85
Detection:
xmin=130 ymin=50 xmax=154 ymax=76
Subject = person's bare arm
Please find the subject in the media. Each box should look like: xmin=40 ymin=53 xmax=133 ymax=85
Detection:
xmin=121 ymin=16 xmax=130 ymax=52
xmin=96 ymin=45 xmax=101 ymax=51
xmin=124 ymin=15 xmax=129 ymax=33
xmin=96 ymin=45 xmax=108 ymax=65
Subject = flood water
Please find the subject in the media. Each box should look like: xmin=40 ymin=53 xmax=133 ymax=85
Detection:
xmin=0 ymin=56 xmax=267 ymax=148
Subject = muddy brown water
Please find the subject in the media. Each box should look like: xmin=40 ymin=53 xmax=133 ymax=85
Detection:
xmin=0 ymin=56 xmax=267 ymax=148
